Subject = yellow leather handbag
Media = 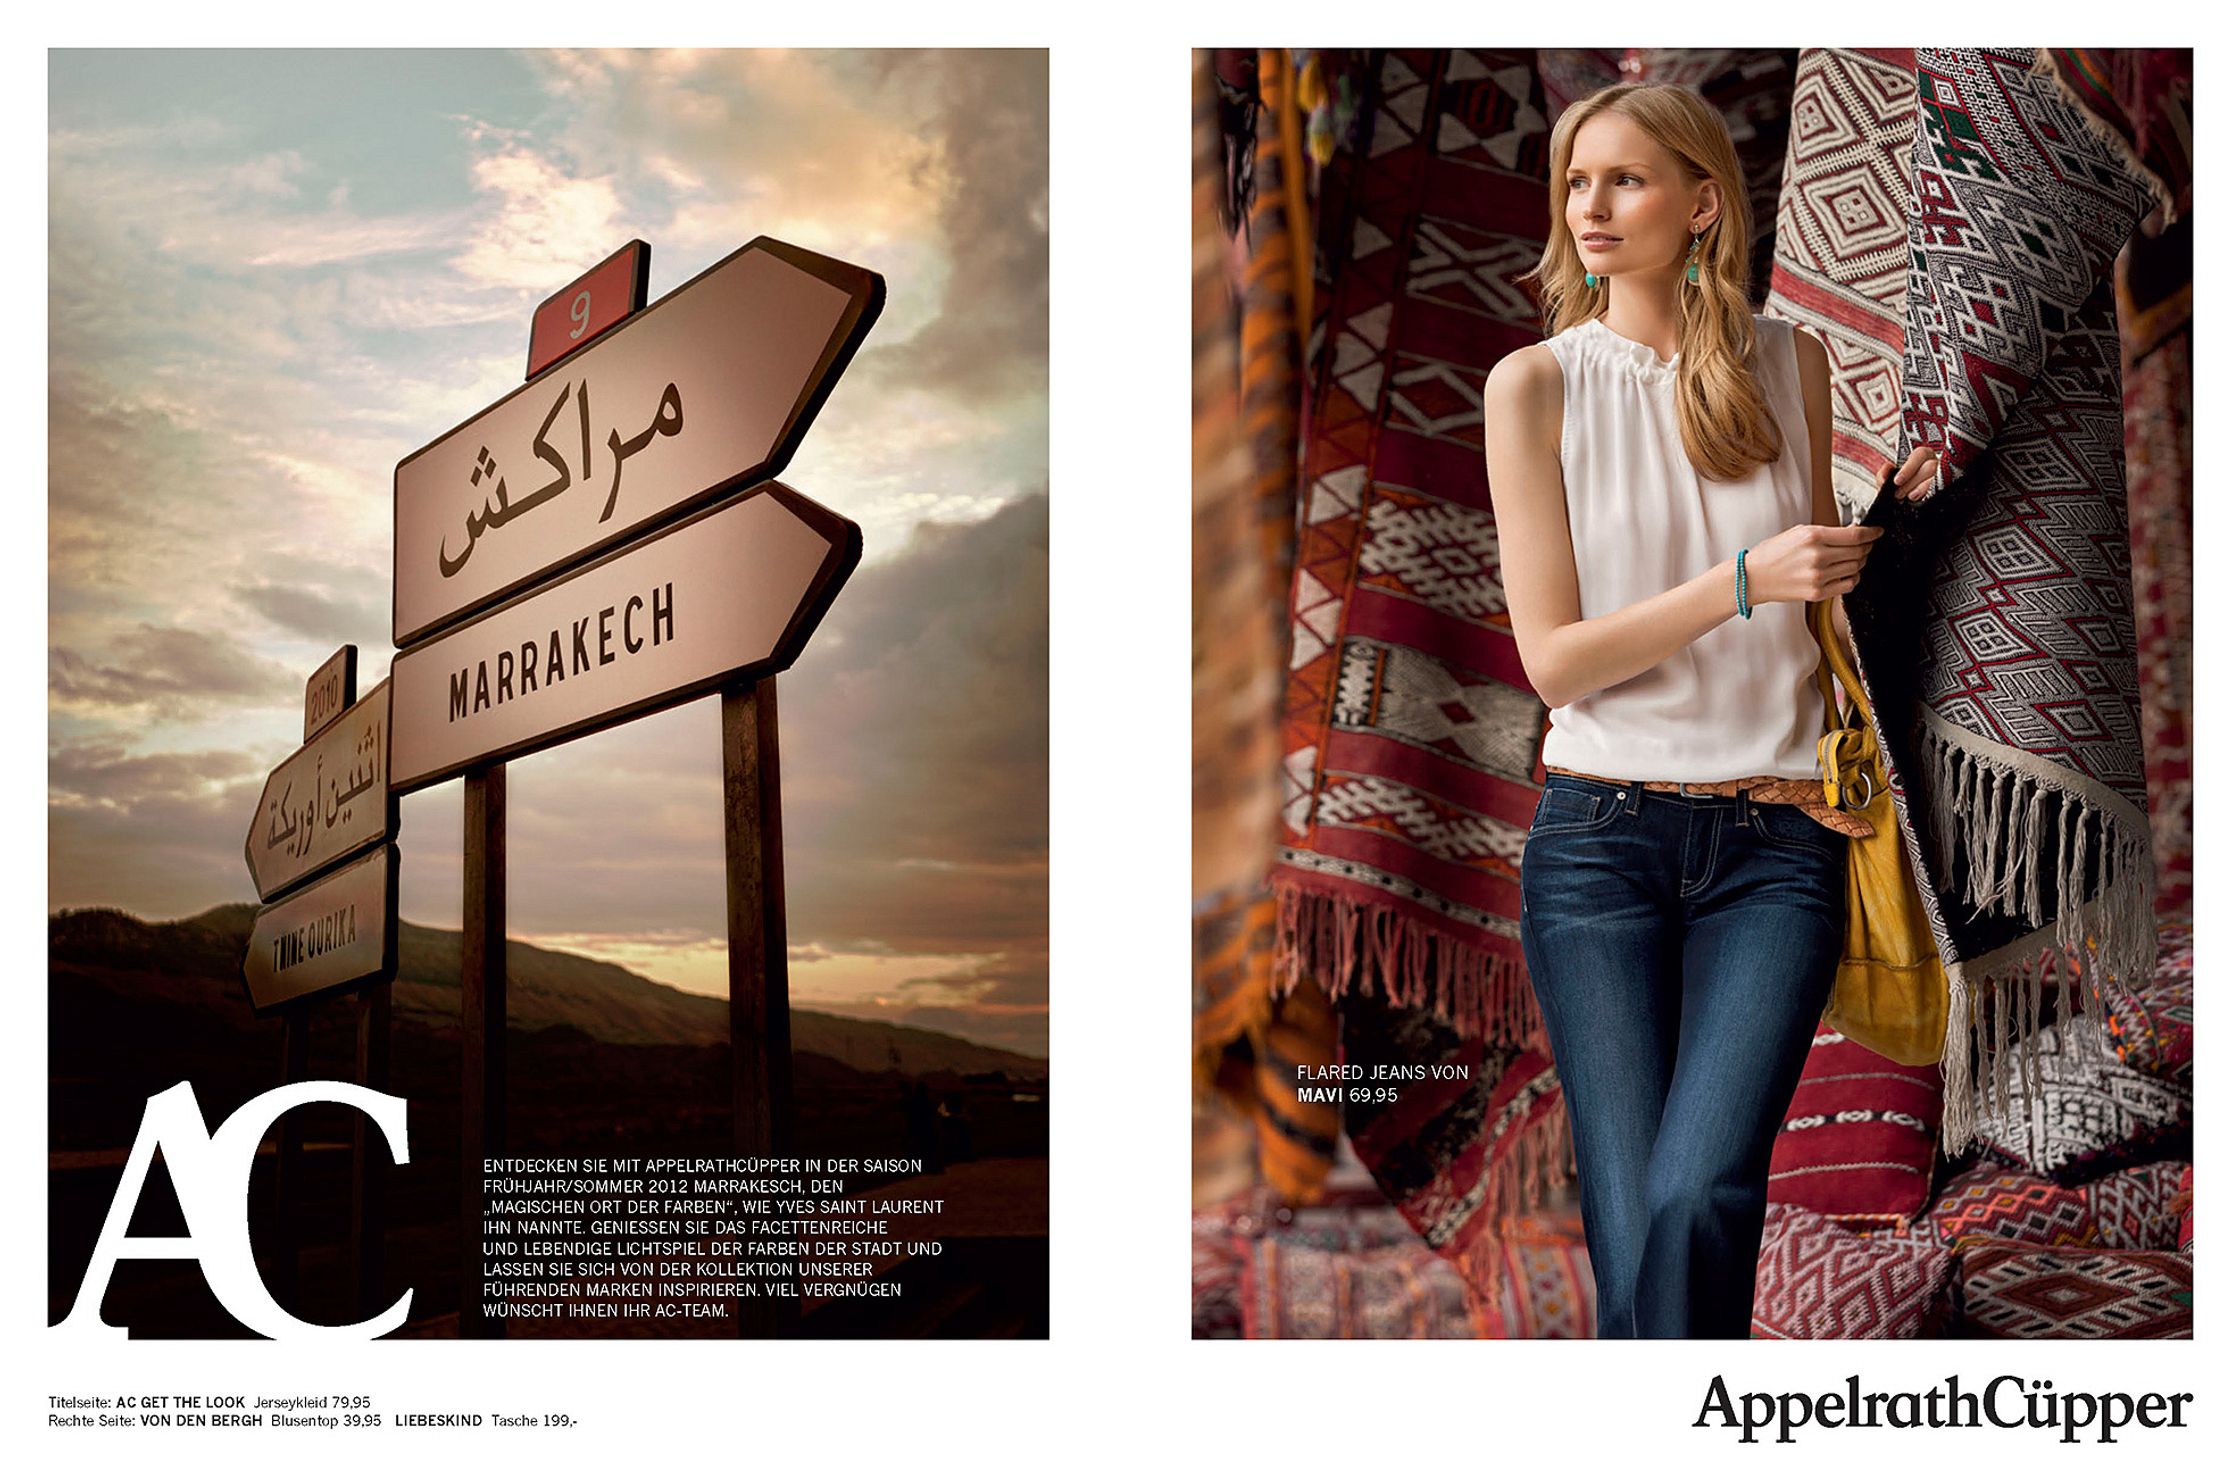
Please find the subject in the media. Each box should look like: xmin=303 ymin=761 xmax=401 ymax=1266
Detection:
xmin=1809 ymin=600 xmax=1946 ymax=1065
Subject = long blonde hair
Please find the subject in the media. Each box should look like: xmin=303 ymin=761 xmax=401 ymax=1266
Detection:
xmin=1528 ymin=83 xmax=1778 ymax=482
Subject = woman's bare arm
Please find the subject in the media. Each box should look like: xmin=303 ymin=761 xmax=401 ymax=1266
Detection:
xmin=1482 ymin=346 xmax=1877 ymax=711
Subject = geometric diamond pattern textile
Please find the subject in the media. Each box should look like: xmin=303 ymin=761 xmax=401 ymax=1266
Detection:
xmin=1487 ymin=1219 xmax=1594 ymax=1344
xmin=1822 ymin=48 xmax=2170 ymax=1153
xmin=1271 ymin=50 xmax=1567 ymax=1298
xmin=1928 ymin=1158 xmax=2187 ymax=1250
xmin=1273 ymin=49 xmax=1552 ymax=1049
xmin=1751 ymin=1202 xmax=1961 ymax=1339
xmin=1492 ymin=1210 xmax=1596 ymax=1339
xmin=1976 ymin=1015 xmax=2191 ymax=1183
xmin=1766 ymin=48 xmax=1918 ymax=518
xmin=1959 ymin=1242 xmax=2191 ymax=1338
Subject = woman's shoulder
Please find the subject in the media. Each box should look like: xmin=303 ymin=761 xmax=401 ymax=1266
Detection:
xmin=1483 ymin=341 xmax=1564 ymax=417
xmin=1488 ymin=339 xmax=1561 ymax=382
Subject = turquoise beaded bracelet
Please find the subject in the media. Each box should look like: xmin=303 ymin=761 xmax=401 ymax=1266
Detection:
xmin=1734 ymin=548 xmax=1752 ymax=620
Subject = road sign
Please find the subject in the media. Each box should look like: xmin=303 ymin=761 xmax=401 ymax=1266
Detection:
xmin=245 ymin=680 xmax=395 ymax=900
xmin=242 ymin=845 xmax=399 ymax=1014
xmin=393 ymin=236 xmax=882 ymax=647
xmin=388 ymin=482 xmax=857 ymax=793
xmin=305 ymin=644 xmax=358 ymax=741
xmin=527 ymin=239 xmax=648 ymax=381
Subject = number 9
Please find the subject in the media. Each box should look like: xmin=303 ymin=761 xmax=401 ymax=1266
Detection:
xmin=569 ymin=290 xmax=592 ymax=340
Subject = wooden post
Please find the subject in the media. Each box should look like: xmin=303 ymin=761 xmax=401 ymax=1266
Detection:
xmin=270 ymin=1010 xmax=310 ymax=1312
xmin=350 ymin=980 xmax=391 ymax=1322
xmin=723 ymin=677 xmax=792 ymax=1337
xmin=459 ymin=761 xmax=507 ymax=1339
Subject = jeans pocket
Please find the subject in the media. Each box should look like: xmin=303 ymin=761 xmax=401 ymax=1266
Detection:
xmin=1530 ymin=781 xmax=1621 ymax=840
xmin=1748 ymin=802 xmax=1846 ymax=856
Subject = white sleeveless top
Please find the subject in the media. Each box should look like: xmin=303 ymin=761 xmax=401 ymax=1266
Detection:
xmin=1535 ymin=314 xmax=1824 ymax=783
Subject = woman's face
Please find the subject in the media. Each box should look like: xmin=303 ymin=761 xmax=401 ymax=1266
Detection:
xmin=1563 ymin=112 xmax=1710 ymax=281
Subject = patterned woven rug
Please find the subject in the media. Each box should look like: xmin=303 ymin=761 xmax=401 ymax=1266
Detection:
xmin=1270 ymin=50 xmax=1565 ymax=1291
xmin=1273 ymin=48 xmax=1554 ymax=1049
xmin=1762 ymin=49 xmax=2173 ymax=1151
xmin=1764 ymin=48 xmax=1918 ymax=518
xmin=1960 ymin=1242 xmax=2191 ymax=1338
xmin=1752 ymin=1202 xmax=1961 ymax=1339
xmin=1339 ymin=985 xmax=1569 ymax=1303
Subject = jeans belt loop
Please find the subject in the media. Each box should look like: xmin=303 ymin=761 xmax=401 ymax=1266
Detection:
xmin=1623 ymin=781 xmax=1642 ymax=816
xmin=1734 ymin=786 xmax=1750 ymax=826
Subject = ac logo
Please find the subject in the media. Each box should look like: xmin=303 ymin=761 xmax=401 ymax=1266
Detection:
xmin=55 ymin=1081 xmax=413 ymax=1341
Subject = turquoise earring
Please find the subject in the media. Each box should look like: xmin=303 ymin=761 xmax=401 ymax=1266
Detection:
xmin=1686 ymin=232 xmax=1702 ymax=285
xmin=1584 ymin=271 xmax=1598 ymax=288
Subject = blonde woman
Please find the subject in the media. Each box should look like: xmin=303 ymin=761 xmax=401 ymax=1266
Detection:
xmin=1483 ymin=83 xmax=1933 ymax=1338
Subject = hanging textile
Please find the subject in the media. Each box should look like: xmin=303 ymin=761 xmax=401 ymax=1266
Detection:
xmin=2117 ymin=218 xmax=2191 ymax=917
xmin=1271 ymin=48 xmax=1554 ymax=1046
xmin=1266 ymin=50 xmax=1561 ymax=1293
xmin=1826 ymin=49 xmax=2168 ymax=1150
xmin=1192 ymin=50 xmax=1343 ymax=1200
xmin=1764 ymin=48 xmax=1918 ymax=518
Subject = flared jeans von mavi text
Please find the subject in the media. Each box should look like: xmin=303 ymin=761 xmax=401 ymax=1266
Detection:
xmin=1519 ymin=774 xmax=1846 ymax=1338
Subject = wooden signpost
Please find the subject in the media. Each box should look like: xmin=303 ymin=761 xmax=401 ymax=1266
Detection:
xmin=240 ymin=646 xmax=400 ymax=1324
xmin=244 ymin=231 xmax=881 ymax=1341
xmin=395 ymin=236 xmax=881 ymax=1339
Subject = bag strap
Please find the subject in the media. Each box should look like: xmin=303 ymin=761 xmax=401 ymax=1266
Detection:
xmin=1808 ymin=600 xmax=1872 ymax=723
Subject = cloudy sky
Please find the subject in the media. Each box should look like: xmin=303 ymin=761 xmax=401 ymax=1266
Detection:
xmin=48 ymin=50 xmax=1048 ymax=1056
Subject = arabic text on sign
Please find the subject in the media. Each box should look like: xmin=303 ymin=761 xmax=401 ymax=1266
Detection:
xmin=439 ymin=379 xmax=683 ymax=578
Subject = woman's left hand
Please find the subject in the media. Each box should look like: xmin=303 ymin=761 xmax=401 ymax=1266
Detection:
xmin=1880 ymin=446 xmax=1941 ymax=502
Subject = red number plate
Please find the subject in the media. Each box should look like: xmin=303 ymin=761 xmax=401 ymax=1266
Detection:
xmin=526 ymin=240 xmax=649 ymax=380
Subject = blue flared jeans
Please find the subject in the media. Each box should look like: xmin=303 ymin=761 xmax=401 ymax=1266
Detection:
xmin=1518 ymin=774 xmax=1846 ymax=1338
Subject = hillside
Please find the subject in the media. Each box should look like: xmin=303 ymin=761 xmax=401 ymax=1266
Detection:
xmin=50 ymin=904 xmax=1044 ymax=1081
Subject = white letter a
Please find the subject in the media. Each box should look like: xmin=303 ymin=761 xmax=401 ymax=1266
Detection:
xmin=55 ymin=1081 xmax=413 ymax=1341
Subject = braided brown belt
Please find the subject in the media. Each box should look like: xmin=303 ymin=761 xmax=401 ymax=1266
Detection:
xmin=1544 ymin=766 xmax=1872 ymax=839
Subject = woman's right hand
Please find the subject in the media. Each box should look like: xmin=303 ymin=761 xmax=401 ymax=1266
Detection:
xmin=1742 ymin=522 xmax=1883 ymax=605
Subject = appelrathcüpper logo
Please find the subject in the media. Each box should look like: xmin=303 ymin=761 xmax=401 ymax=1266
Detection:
xmin=1696 ymin=1374 xmax=2194 ymax=1445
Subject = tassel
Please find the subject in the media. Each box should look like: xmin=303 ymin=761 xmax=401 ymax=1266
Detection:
xmin=1273 ymin=882 xmax=1542 ymax=1049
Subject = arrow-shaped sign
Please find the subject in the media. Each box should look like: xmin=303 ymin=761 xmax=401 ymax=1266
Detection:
xmin=242 ymin=844 xmax=399 ymax=1014
xmin=388 ymin=482 xmax=858 ymax=794
xmin=244 ymin=680 xmax=395 ymax=901
xmin=393 ymin=236 xmax=882 ymax=647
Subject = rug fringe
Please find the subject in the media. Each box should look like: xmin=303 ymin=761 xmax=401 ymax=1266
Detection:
xmin=1919 ymin=722 xmax=2157 ymax=1154
xmin=2031 ymin=49 xmax=2180 ymax=231
xmin=1468 ymin=1107 xmax=1578 ymax=1324
xmin=1273 ymin=881 xmax=1545 ymax=1049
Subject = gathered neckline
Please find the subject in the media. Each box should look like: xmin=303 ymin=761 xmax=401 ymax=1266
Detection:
xmin=1575 ymin=317 xmax=1681 ymax=383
